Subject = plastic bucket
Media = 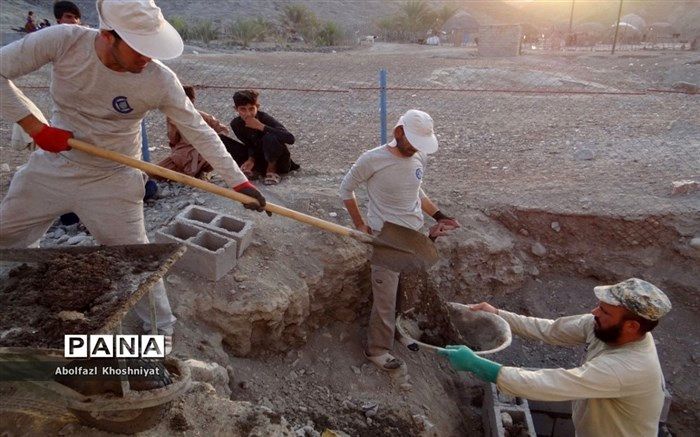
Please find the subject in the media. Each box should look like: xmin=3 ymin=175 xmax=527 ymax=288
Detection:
xmin=396 ymin=302 xmax=512 ymax=355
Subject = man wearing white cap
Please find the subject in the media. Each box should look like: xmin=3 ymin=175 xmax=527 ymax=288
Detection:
xmin=440 ymin=278 xmax=672 ymax=437
xmin=340 ymin=109 xmax=460 ymax=371
xmin=0 ymin=0 xmax=266 ymax=336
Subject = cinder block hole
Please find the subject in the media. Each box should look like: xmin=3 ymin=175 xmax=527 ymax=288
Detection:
xmin=193 ymin=233 xmax=228 ymax=252
xmin=215 ymin=216 xmax=245 ymax=233
xmin=499 ymin=408 xmax=529 ymax=431
xmin=166 ymin=222 xmax=200 ymax=240
xmin=183 ymin=207 xmax=217 ymax=224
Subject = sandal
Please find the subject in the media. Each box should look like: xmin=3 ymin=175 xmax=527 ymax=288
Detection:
xmin=364 ymin=350 xmax=403 ymax=371
xmin=263 ymin=172 xmax=281 ymax=185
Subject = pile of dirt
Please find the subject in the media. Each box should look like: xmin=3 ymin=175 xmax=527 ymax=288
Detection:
xmin=0 ymin=250 xmax=167 ymax=348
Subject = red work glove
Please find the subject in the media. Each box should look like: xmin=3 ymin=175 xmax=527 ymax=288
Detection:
xmin=30 ymin=125 xmax=73 ymax=153
xmin=233 ymin=181 xmax=271 ymax=216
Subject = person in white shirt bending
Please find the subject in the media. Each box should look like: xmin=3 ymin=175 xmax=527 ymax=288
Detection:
xmin=0 ymin=0 xmax=267 ymax=336
xmin=440 ymin=277 xmax=672 ymax=437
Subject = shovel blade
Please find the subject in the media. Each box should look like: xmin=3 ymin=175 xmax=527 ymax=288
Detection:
xmin=370 ymin=222 xmax=439 ymax=272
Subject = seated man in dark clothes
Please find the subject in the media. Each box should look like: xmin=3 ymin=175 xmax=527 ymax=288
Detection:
xmin=223 ymin=90 xmax=299 ymax=185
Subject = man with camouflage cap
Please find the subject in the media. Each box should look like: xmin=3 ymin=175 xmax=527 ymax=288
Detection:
xmin=439 ymin=278 xmax=671 ymax=437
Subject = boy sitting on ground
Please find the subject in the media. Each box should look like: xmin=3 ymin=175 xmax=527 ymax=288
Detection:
xmin=158 ymin=85 xmax=229 ymax=178
xmin=224 ymin=90 xmax=299 ymax=185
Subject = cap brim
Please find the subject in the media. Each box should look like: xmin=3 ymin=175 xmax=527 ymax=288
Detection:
xmin=119 ymin=21 xmax=183 ymax=60
xmin=405 ymin=130 xmax=438 ymax=154
xmin=594 ymin=285 xmax=621 ymax=306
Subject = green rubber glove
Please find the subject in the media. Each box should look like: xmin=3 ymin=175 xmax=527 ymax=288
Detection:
xmin=437 ymin=345 xmax=502 ymax=383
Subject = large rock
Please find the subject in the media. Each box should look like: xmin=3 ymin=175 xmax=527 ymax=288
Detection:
xmin=155 ymin=382 xmax=295 ymax=436
xmin=671 ymin=180 xmax=699 ymax=196
xmin=671 ymin=82 xmax=699 ymax=94
xmin=189 ymin=221 xmax=370 ymax=357
xmin=184 ymin=359 xmax=231 ymax=397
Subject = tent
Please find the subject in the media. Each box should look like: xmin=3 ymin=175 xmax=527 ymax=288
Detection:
xmin=444 ymin=11 xmax=479 ymax=46
xmin=619 ymin=14 xmax=646 ymax=33
xmin=608 ymin=22 xmax=643 ymax=44
xmin=443 ymin=11 xmax=479 ymax=33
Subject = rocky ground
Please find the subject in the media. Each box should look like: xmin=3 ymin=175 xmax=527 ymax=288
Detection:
xmin=0 ymin=44 xmax=698 ymax=436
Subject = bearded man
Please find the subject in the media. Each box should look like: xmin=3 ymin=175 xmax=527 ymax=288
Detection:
xmin=439 ymin=278 xmax=671 ymax=437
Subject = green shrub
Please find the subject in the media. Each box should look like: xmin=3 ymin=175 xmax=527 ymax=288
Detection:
xmin=169 ymin=16 xmax=190 ymax=41
xmin=251 ymin=17 xmax=272 ymax=42
xmin=226 ymin=19 xmax=266 ymax=47
xmin=315 ymin=21 xmax=343 ymax=46
xmin=279 ymin=4 xmax=318 ymax=42
xmin=375 ymin=0 xmax=458 ymax=42
xmin=191 ymin=20 xmax=219 ymax=44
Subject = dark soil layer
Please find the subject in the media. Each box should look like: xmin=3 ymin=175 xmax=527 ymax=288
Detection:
xmin=400 ymin=270 xmax=468 ymax=348
xmin=448 ymin=309 xmax=505 ymax=352
xmin=504 ymin=422 xmax=529 ymax=437
xmin=0 ymin=251 xmax=165 ymax=348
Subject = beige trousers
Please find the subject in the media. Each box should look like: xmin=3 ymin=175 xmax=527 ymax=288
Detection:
xmin=0 ymin=151 xmax=176 ymax=334
xmin=366 ymin=264 xmax=401 ymax=356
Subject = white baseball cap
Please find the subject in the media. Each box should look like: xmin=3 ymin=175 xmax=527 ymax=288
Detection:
xmin=389 ymin=109 xmax=438 ymax=154
xmin=97 ymin=0 xmax=183 ymax=60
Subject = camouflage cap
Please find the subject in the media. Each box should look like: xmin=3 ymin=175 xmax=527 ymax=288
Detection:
xmin=594 ymin=278 xmax=671 ymax=321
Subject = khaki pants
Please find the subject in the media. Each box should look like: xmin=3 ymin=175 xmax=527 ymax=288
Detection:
xmin=0 ymin=151 xmax=176 ymax=334
xmin=366 ymin=264 xmax=401 ymax=356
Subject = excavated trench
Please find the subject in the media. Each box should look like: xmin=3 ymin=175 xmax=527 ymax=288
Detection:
xmin=216 ymin=206 xmax=699 ymax=436
xmin=5 ymin=203 xmax=694 ymax=435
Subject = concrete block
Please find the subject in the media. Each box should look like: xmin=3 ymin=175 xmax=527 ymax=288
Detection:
xmin=156 ymin=221 xmax=237 ymax=281
xmin=177 ymin=205 xmax=254 ymax=257
xmin=483 ymin=383 xmax=536 ymax=436
xmin=484 ymin=404 xmax=536 ymax=437
xmin=484 ymin=381 xmax=528 ymax=407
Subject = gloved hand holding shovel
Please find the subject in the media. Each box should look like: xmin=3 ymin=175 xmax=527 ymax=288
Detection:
xmin=438 ymin=345 xmax=502 ymax=383
xmin=234 ymin=181 xmax=271 ymax=216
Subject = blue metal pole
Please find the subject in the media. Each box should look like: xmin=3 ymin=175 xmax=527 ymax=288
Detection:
xmin=379 ymin=68 xmax=387 ymax=145
xmin=140 ymin=118 xmax=150 ymax=162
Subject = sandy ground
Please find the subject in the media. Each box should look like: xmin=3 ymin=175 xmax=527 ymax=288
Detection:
xmin=0 ymin=43 xmax=699 ymax=436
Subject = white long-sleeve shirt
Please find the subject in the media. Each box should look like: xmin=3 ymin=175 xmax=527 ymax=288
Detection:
xmin=0 ymin=25 xmax=246 ymax=188
xmin=339 ymin=145 xmax=427 ymax=232
xmin=496 ymin=311 xmax=665 ymax=437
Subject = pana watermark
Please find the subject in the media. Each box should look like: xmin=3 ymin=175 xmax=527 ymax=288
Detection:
xmin=64 ymin=335 xmax=165 ymax=358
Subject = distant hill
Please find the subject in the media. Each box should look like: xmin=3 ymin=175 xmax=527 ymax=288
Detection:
xmin=1 ymin=0 xmax=541 ymax=34
xmin=3 ymin=0 xmax=697 ymax=36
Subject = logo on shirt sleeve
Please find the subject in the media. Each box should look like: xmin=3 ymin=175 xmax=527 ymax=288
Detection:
xmin=112 ymin=96 xmax=134 ymax=114
xmin=415 ymin=168 xmax=423 ymax=180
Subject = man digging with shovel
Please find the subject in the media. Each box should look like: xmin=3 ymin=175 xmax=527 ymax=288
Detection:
xmin=0 ymin=0 xmax=267 ymax=339
xmin=340 ymin=109 xmax=460 ymax=371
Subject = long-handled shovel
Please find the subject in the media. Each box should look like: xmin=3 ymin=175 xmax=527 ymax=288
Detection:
xmin=66 ymin=138 xmax=439 ymax=271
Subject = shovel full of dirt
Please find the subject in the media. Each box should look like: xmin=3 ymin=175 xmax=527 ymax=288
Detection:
xmin=66 ymin=138 xmax=439 ymax=270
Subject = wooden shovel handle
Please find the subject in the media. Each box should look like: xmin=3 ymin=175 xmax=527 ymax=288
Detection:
xmin=67 ymin=138 xmax=366 ymax=240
